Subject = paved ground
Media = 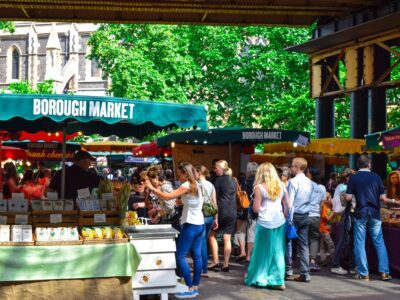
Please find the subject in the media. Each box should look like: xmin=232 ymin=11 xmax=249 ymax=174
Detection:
xmin=182 ymin=259 xmax=400 ymax=300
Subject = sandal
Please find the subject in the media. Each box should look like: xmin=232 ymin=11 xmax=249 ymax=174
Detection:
xmin=236 ymin=255 xmax=246 ymax=261
xmin=353 ymin=274 xmax=369 ymax=281
xmin=208 ymin=262 xmax=222 ymax=270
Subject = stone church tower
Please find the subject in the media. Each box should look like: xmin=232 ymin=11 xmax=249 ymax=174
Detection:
xmin=0 ymin=22 xmax=109 ymax=95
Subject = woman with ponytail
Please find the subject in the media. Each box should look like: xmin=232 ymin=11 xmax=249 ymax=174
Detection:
xmin=208 ymin=160 xmax=237 ymax=272
xmin=146 ymin=162 xmax=204 ymax=299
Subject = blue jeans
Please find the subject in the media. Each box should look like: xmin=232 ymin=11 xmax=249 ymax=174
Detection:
xmin=176 ymin=223 xmax=204 ymax=288
xmin=201 ymin=216 xmax=215 ymax=274
xmin=293 ymin=213 xmax=310 ymax=279
xmin=353 ymin=216 xmax=389 ymax=276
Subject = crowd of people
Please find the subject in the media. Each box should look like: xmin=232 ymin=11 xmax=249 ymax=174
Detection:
xmin=130 ymin=155 xmax=400 ymax=298
xmin=2 ymin=151 xmax=400 ymax=298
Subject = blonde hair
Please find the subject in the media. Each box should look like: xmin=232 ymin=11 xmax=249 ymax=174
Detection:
xmin=292 ymin=157 xmax=308 ymax=171
xmin=178 ymin=162 xmax=198 ymax=195
xmin=215 ymin=160 xmax=232 ymax=177
xmin=253 ymin=163 xmax=282 ymax=200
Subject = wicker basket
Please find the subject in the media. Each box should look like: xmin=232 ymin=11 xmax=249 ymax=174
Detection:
xmin=82 ymin=233 xmax=128 ymax=245
xmin=0 ymin=241 xmax=35 ymax=246
xmin=35 ymin=239 xmax=83 ymax=246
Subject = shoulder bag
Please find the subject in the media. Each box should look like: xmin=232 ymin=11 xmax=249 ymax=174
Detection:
xmin=200 ymin=182 xmax=218 ymax=217
xmin=233 ymin=177 xmax=250 ymax=209
xmin=282 ymin=184 xmax=297 ymax=239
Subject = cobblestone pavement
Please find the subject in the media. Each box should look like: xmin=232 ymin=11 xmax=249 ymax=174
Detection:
xmin=192 ymin=260 xmax=400 ymax=300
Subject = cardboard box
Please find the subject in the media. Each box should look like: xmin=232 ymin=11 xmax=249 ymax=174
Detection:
xmin=22 ymin=225 xmax=33 ymax=242
xmin=68 ymin=227 xmax=79 ymax=241
xmin=31 ymin=200 xmax=42 ymax=211
xmin=0 ymin=200 xmax=7 ymax=212
xmin=35 ymin=227 xmax=49 ymax=241
xmin=53 ymin=200 xmax=64 ymax=211
xmin=0 ymin=225 xmax=10 ymax=242
xmin=17 ymin=200 xmax=29 ymax=213
xmin=11 ymin=225 xmax=23 ymax=242
xmin=8 ymin=200 xmax=18 ymax=212
xmin=93 ymin=199 xmax=101 ymax=211
xmin=64 ymin=199 xmax=74 ymax=211
xmin=41 ymin=200 xmax=53 ymax=211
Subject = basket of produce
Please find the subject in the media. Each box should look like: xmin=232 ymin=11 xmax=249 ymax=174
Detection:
xmin=81 ymin=226 xmax=128 ymax=244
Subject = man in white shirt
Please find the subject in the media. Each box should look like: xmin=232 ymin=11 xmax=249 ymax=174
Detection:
xmin=287 ymin=157 xmax=313 ymax=282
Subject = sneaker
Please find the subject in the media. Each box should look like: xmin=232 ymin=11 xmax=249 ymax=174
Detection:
xmin=309 ymin=262 xmax=320 ymax=272
xmin=175 ymin=290 xmax=199 ymax=299
xmin=380 ymin=273 xmax=392 ymax=281
xmin=353 ymin=274 xmax=369 ymax=281
xmin=349 ymin=268 xmax=357 ymax=275
xmin=331 ymin=267 xmax=347 ymax=275
xmin=293 ymin=275 xmax=311 ymax=283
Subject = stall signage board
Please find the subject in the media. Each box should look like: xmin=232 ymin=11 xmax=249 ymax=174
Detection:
xmin=94 ymin=214 xmax=106 ymax=224
xmin=50 ymin=214 xmax=62 ymax=224
xmin=15 ymin=215 xmax=28 ymax=225
xmin=382 ymin=130 xmax=400 ymax=149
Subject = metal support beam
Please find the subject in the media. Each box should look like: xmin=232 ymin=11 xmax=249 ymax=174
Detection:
xmin=316 ymin=97 xmax=335 ymax=138
xmin=368 ymin=45 xmax=389 ymax=178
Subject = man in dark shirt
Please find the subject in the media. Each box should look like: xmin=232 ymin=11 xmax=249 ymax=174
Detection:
xmin=345 ymin=155 xmax=399 ymax=281
xmin=49 ymin=150 xmax=100 ymax=199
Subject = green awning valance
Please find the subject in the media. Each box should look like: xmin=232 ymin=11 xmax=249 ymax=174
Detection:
xmin=157 ymin=128 xmax=310 ymax=147
xmin=0 ymin=94 xmax=207 ymax=138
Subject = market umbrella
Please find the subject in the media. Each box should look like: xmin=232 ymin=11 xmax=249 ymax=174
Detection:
xmin=0 ymin=130 xmax=79 ymax=142
xmin=132 ymin=141 xmax=171 ymax=157
xmin=0 ymin=94 xmax=208 ymax=198
xmin=83 ymin=141 xmax=140 ymax=153
xmin=1 ymin=145 xmax=27 ymax=160
xmin=263 ymin=138 xmax=368 ymax=155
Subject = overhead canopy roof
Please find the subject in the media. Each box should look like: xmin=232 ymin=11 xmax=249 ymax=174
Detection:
xmin=0 ymin=1 xmax=386 ymax=26
xmin=0 ymin=94 xmax=207 ymax=138
xmin=157 ymin=128 xmax=310 ymax=147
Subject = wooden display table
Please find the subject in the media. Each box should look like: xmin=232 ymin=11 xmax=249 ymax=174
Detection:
xmin=0 ymin=243 xmax=141 ymax=300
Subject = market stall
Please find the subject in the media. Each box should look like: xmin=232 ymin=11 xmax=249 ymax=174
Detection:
xmin=0 ymin=93 xmax=208 ymax=298
xmin=157 ymin=128 xmax=309 ymax=176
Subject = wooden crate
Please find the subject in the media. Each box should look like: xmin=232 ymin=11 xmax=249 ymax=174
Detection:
xmin=78 ymin=210 xmax=120 ymax=226
xmin=0 ymin=212 xmax=32 ymax=225
xmin=31 ymin=210 xmax=79 ymax=227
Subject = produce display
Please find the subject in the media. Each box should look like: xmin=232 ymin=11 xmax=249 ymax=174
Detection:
xmin=117 ymin=183 xmax=131 ymax=219
xmin=381 ymin=208 xmax=400 ymax=227
xmin=35 ymin=226 xmax=80 ymax=242
xmin=81 ymin=226 xmax=124 ymax=240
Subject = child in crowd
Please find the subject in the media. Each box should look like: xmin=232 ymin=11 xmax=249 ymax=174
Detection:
xmin=319 ymin=192 xmax=335 ymax=266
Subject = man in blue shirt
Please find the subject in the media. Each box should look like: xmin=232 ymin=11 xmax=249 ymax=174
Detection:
xmin=345 ymin=155 xmax=399 ymax=281
xmin=287 ymin=157 xmax=313 ymax=282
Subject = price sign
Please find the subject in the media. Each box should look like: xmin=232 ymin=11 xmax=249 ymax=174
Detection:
xmin=0 ymin=215 xmax=7 ymax=225
xmin=77 ymin=188 xmax=91 ymax=199
xmin=47 ymin=192 xmax=58 ymax=200
xmin=50 ymin=214 xmax=62 ymax=224
xmin=15 ymin=214 xmax=28 ymax=225
xmin=94 ymin=214 xmax=106 ymax=224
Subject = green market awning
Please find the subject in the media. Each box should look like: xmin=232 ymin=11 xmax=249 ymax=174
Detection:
xmin=366 ymin=126 xmax=400 ymax=150
xmin=157 ymin=128 xmax=310 ymax=147
xmin=0 ymin=94 xmax=208 ymax=138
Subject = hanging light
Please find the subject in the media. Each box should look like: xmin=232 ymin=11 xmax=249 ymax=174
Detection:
xmin=26 ymin=161 xmax=31 ymax=167
xmin=55 ymin=132 xmax=60 ymax=137
xmin=293 ymin=142 xmax=298 ymax=148
xmin=78 ymin=131 xmax=83 ymax=136
xmin=171 ymin=142 xmax=175 ymax=148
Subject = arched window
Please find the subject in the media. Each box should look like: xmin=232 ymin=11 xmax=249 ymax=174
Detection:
xmin=12 ymin=49 xmax=20 ymax=80
xmin=91 ymin=59 xmax=100 ymax=78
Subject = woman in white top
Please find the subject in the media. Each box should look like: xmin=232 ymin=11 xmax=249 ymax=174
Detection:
xmin=245 ymin=163 xmax=288 ymax=290
xmin=145 ymin=162 xmax=204 ymax=299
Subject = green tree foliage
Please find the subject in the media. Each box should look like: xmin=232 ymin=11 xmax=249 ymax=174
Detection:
xmin=7 ymin=80 xmax=55 ymax=94
xmin=89 ymin=25 xmax=316 ymax=134
xmin=89 ymin=24 xmax=399 ymax=137
xmin=0 ymin=21 xmax=15 ymax=33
